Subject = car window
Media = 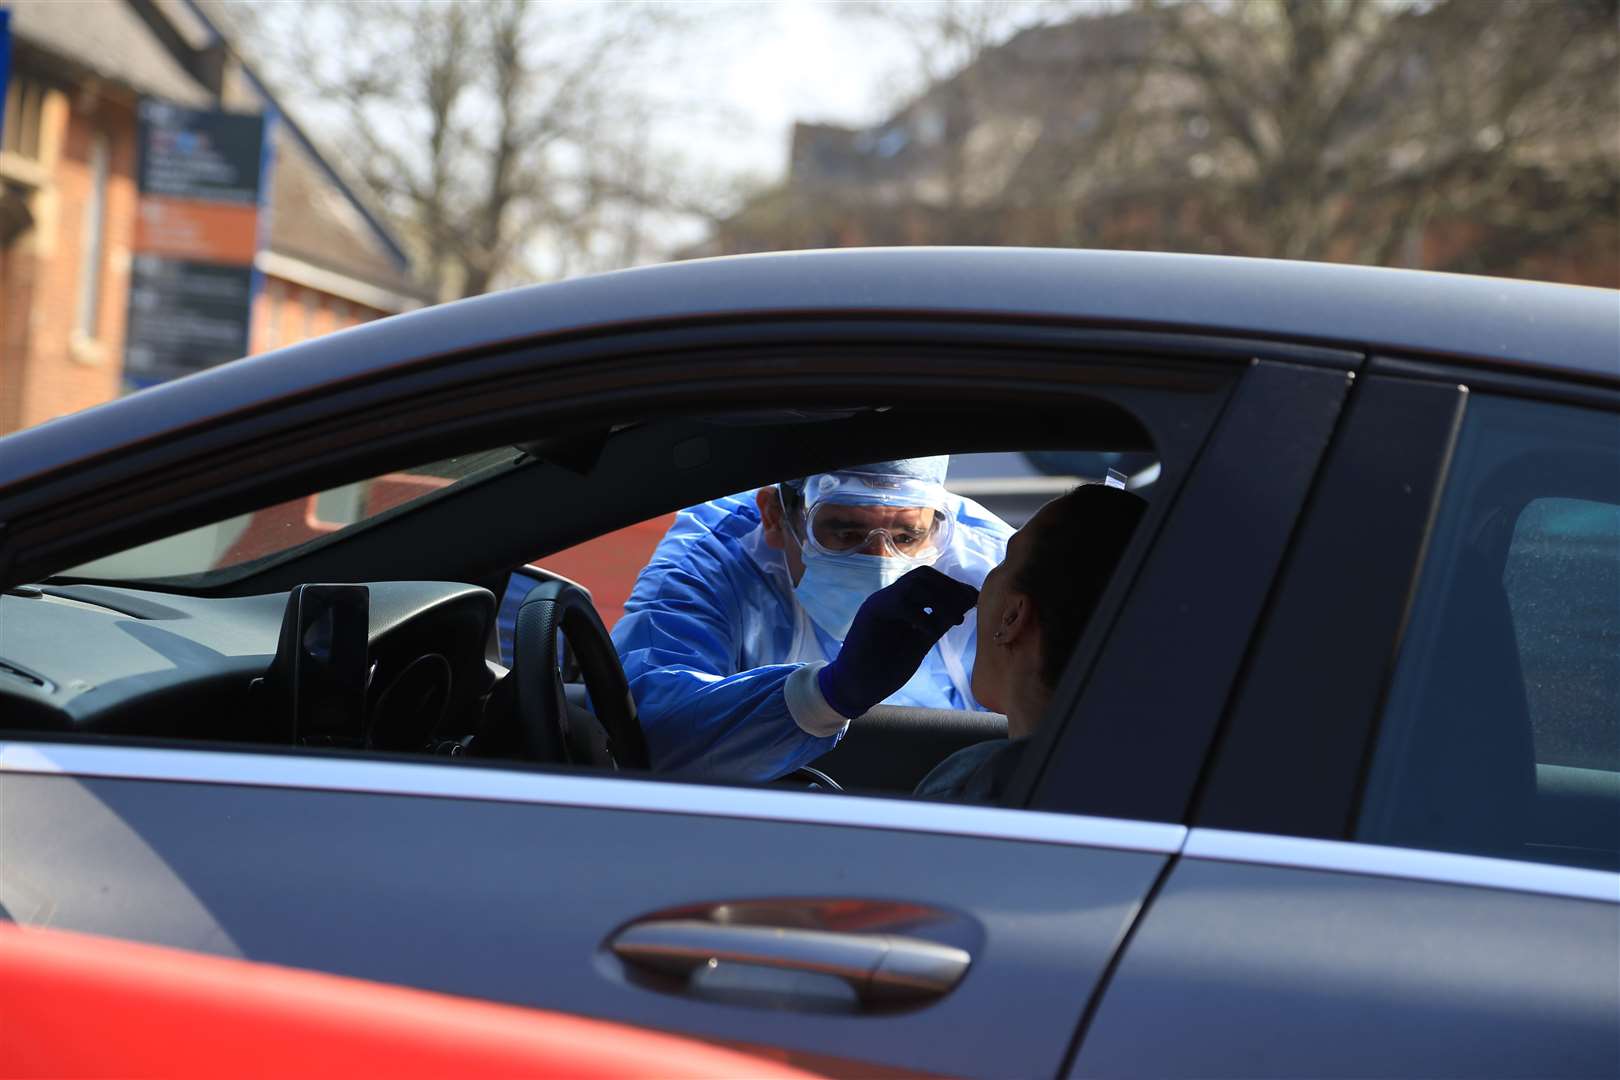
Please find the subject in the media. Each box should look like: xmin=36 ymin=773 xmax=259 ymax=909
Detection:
xmin=492 ymin=446 xmax=1154 ymax=798
xmin=1358 ymin=395 xmax=1620 ymax=871
xmin=18 ymin=423 xmax=1163 ymax=806
xmin=61 ymin=449 xmax=519 ymax=582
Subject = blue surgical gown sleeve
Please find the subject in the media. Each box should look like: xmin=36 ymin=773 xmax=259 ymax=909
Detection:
xmin=611 ymin=518 xmax=843 ymax=782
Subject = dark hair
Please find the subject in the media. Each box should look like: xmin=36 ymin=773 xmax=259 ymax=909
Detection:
xmin=1013 ymin=484 xmax=1147 ymax=688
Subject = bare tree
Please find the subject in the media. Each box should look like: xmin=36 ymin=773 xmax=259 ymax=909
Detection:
xmin=1120 ymin=0 xmax=1620 ymax=269
xmin=246 ymin=0 xmax=711 ymax=298
xmin=739 ymin=0 xmax=1617 ymax=283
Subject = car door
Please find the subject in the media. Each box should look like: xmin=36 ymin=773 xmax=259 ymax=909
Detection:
xmin=1074 ymin=369 xmax=1620 ymax=1078
xmin=0 ymin=329 xmax=1351 ymax=1078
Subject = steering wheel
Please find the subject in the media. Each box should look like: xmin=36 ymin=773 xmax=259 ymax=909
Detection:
xmin=509 ymin=580 xmax=649 ymax=770
xmin=780 ymin=765 xmax=843 ymax=792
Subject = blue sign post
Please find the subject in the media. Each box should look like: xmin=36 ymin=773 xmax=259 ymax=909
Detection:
xmin=0 ymin=9 xmax=12 ymax=146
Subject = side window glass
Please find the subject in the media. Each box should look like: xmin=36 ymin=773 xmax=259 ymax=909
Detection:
xmin=1359 ymin=396 xmax=1619 ymax=871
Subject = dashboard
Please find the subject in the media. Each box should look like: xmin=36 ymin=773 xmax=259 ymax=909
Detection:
xmin=0 ymin=577 xmax=1009 ymax=790
xmin=0 ymin=582 xmax=498 ymax=750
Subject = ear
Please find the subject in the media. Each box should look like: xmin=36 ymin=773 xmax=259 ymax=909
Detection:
xmin=756 ymin=486 xmax=787 ymax=551
xmin=998 ymin=592 xmax=1036 ymax=645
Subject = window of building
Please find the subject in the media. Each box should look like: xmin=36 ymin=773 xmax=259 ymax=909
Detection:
xmin=303 ymin=290 xmax=319 ymax=340
xmin=74 ymin=133 xmax=110 ymax=341
xmin=1358 ymin=395 xmax=1620 ymax=872
xmin=1 ymin=73 xmax=46 ymax=162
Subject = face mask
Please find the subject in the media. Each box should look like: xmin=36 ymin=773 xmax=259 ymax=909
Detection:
xmin=795 ymin=549 xmax=909 ymax=640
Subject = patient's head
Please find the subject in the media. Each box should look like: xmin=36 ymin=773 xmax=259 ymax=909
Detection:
xmin=971 ymin=484 xmax=1147 ymax=737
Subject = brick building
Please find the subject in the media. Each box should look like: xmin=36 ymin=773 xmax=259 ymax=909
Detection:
xmin=0 ymin=0 xmax=426 ymax=435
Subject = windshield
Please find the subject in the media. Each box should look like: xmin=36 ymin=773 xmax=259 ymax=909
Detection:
xmin=62 ymin=448 xmax=518 ymax=583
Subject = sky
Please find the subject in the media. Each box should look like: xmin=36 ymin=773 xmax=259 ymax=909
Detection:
xmin=696 ymin=1 xmax=913 ymax=176
xmin=642 ymin=1 xmax=921 ymax=181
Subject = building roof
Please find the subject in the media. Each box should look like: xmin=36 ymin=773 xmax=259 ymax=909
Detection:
xmin=266 ymin=130 xmax=424 ymax=303
xmin=7 ymin=0 xmax=212 ymax=106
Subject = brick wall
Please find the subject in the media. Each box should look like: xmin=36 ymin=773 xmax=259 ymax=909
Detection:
xmin=0 ymin=213 xmax=38 ymax=433
xmin=251 ymin=276 xmax=382 ymax=355
xmin=0 ymin=81 xmax=390 ymax=437
xmin=0 ymin=85 xmax=136 ymax=432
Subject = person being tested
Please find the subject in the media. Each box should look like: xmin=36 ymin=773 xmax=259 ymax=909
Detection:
xmin=914 ymin=481 xmax=1147 ymax=801
xmin=612 ymin=457 xmax=1010 ymax=781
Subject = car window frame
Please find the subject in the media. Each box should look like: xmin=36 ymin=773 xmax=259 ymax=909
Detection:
xmin=1190 ymin=371 xmax=1469 ymax=838
xmin=1023 ymin=358 xmax=1358 ymax=824
xmin=0 ymin=320 xmax=1329 ymax=821
xmin=3 ymin=321 xmax=1263 ymax=595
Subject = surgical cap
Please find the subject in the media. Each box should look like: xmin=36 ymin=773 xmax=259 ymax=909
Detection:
xmin=838 ymin=457 xmax=950 ymax=485
xmin=785 ymin=456 xmax=950 ymax=498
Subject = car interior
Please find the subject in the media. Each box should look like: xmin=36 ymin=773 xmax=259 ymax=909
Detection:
xmin=0 ymin=398 xmax=1161 ymax=802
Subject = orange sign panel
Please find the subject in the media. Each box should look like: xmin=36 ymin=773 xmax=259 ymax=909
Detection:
xmin=134 ymin=196 xmax=259 ymax=264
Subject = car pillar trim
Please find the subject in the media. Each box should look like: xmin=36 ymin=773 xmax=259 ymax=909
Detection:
xmin=1185 ymin=827 xmax=1620 ymax=905
xmin=0 ymin=741 xmax=1187 ymax=856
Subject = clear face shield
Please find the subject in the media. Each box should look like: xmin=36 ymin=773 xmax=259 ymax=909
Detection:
xmin=786 ymin=472 xmax=955 ymax=567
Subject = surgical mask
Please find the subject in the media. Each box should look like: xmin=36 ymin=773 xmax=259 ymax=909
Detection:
xmin=795 ymin=549 xmax=909 ymax=640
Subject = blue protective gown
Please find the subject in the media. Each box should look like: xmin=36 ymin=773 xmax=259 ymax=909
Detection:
xmin=611 ymin=491 xmax=1012 ymax=782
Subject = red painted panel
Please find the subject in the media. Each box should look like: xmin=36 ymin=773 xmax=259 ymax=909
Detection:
xmin=534 ymin=513 xmax=676 ymax=629
xmin=0 ymin=923 xmax=819 ymax=1079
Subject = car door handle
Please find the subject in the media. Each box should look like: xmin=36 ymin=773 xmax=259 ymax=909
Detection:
xmin=609 ymin=919 xmax=971 ymax=1004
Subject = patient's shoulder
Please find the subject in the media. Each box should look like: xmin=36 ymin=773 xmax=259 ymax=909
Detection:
xmin=914 ymin=738 xmax=1026 ymax=802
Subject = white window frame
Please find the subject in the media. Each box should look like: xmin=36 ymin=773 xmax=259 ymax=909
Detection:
xmin=73 ymin=132 xmax=110 ymax=341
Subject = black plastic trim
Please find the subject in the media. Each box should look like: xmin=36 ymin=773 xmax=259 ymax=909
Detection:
xmin=1373 ymin=355 xmax=1620 ymax=409
xmin=1027 ymin=360 xmax=1354 ymax=823
xmin=1191 ymin=376 xmax=1469 ymax=839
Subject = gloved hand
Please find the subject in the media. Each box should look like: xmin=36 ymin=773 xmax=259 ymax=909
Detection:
xmin=817 ymin=566 xmax=980 ymax=719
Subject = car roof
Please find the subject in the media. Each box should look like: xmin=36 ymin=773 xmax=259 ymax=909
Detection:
xmin=3 ymin=248 xmax=1616 ymax=491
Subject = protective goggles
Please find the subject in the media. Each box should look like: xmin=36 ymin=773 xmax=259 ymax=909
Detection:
xmin=785 ymin=472 xmax=954 ymax=564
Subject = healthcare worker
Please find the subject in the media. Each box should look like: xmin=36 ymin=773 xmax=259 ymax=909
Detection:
xmin=612 ymin=457 xmax=1011 ymax=781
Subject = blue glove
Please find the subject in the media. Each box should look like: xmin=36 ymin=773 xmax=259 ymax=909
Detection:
xmin=817 ymin=566 xmax=980 ymax=719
